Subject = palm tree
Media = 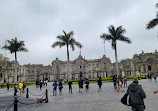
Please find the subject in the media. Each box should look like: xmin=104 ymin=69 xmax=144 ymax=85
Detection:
xmin=147 ymin=3 xmax=158 ymax=29
xmin=52 ymin=30 xmax=83 ymax=81
xmin=2 ymin=37 xmax=28 ymax=83
xmin=100 ymin=25 xmax=131 ymax=76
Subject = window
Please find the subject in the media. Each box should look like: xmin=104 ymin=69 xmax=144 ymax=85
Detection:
xmin=148 ymin=65 xmax=151 ymax=71
xmin=0 ymin=73 xmax=2 ymax=78
xmin=96 ymin=64 xmax=99 ymax=68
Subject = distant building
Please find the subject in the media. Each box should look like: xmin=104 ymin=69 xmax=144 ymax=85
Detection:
xmin=0 ymin=50 xmax=158 ymax=83
xmin=0 ymin=54 xmax=10 ymax=62
xmin=0 ymin=54 xmax=3 ymax=61
xmin=51 ymin=55 xmax=112 ymax=80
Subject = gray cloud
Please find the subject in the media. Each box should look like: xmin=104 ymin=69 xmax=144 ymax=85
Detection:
xmin=0 ymin=0 xmax=157 ymax=65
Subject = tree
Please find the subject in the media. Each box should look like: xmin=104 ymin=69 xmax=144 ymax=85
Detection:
xmin=52 ymin=30 xmax=83 ymax=81
xmin=147 ymin=3 xmax=158 ymax=29
xmin=100 ymin=25 xmax=131 ymax=76
xmin=2 ymin=37 xmax=28 ymax=83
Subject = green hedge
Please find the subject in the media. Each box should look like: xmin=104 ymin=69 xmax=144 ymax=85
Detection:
xmin=0 ymin=82 xmax=35 ymax=88
xmin=63 ymin=76 xmax=146 ymax=84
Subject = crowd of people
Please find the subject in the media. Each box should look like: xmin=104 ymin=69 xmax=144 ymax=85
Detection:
xmin=51 ymin=77 xmax=102 ymax=96
xmin=2 ymin=75 xmax=158 ymax=111
xmin=147 ymin=74 xmax=157 ymax=82
xmin=112 ymin=75 xmax=128 ymax=92
xmin=12 ymin=81 xmax=26 ymax=95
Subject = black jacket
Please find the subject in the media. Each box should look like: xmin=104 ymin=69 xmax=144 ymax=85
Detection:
xmin=127 ymin=83 xmax=146 ymax=105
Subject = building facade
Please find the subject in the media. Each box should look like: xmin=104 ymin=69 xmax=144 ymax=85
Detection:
xmin=51 ymin=55 xmax=112 ymax=80
xmin=0 ymin=50 xmax=158 ymax=83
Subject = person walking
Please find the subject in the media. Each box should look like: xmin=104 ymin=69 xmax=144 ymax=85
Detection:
xmin=18 ymin=81 xmax=23 ymax=95
xmin=36 ymin=79 xmax=39 ymax=88
xmin=22 ymin=82 xmax=26 ymax=93
xmin=39 ymin=80 xmax=43 ymax=90
xmin=85 ymin=78 xmax=89 ymax=91
xmin=58 ymin=80 xmax=63 ymax=95
xmin=97 ymin=77 xmax=102 ymax=92
xmin=127 ymin=78 xmax=146 ymax=111
xmin=154 ymin=75 xmax=157 ymax=82
xmin=52 ymin=80 xmax=58 ymax=96
xmin=78 ymin=78 xmax=84 ymax=93
xmin=68 ymin=81 xmax=73 ymax=93
xmin=7 ymin=82 xmax=10 ymax=90
xmin=116 ymin=77 xmax=124 ymax=92
xmin=123 ymin=77 xmax=128 ymax=88
xmin=45 ymin=80 xmax=48 ymax=86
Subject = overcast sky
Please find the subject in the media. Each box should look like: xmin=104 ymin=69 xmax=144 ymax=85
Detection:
xmin=0 ymin=0 xmax=157 ymax=65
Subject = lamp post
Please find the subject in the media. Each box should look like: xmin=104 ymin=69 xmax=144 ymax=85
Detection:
xmin=56 ymin=66 xmax=60 ymax=80
xmin=104 ymin=62 xmax=106 ymax=78
xmin=83 ymin=60 xmax=86 ymax=79
xmin=36 ymin=68 xmax=39 ymax=81
xmin=79 ymin=64 xmax=82 ymax=79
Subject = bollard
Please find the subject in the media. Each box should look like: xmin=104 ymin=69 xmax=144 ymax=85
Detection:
xmin=26 ymin=88 xmax=29 ymax=98
xmin=14 ymin=97 xmax=18 ymax=111
xmin=45 ymin=89 xmax=48 ymax=103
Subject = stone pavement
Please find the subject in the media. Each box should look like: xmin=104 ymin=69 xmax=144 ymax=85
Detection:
xmin=0 ymin=79 xmax=158 ymax=111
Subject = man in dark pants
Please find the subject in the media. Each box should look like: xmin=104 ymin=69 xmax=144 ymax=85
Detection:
xmin=127 ymin=78 xmax=146 ymax=111
xmin=78 ymin=79 xmax=83 ymax=93
xmin=39 ymin=80 xmax=43 ymax=90
xmin=68 ymin=81 xmax=73 ymax=93
xmin=7 ymin=82 xmax=10 ymax=90
xmin=97 ymin=77 xmax=102 ymax=92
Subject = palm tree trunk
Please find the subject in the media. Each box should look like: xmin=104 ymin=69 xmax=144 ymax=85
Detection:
xmin=14 ymin=52 xmax=17 ymax=83
xmin=67 ymin=45 xmax=71 ymax=81
xmin=114 ymin=45 xmax=119 ymax=77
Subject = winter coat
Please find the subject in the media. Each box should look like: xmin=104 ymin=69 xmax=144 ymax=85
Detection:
xmin=127 ymin=83 xmax=146 ymax=105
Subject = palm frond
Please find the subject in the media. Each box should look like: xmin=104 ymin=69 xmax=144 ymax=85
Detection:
xmin=68 ymin=31 xmax=74 ymax=38
xmin=147 ymin=18 xmax=158 ymax=29
xmin=18 ymin=47 xmax=28 ymax=52
xmin=108 ymin=25 xmax=116 ymax=38
xmin=118 ymin=36 xmax=131 ymax=43
xmin=63 ymin=30 xmax=69 ymax=40
xmin=100 ymin=33 xmax=113 ymax=40
xmin=57 ymin=35 xmax=66 ymax=42
xmin=70 ymin=38 xmax=82 ymax=48
xmin=59 ymin=42 xmax=66 ymax=48
xmin=116 ymin=26 xmax=126 ymax=38
xmin=100 ymin=25 xmax=131 ymax=50
xmin=51 ymin=41 xmax=65 ymax=48
xmin=70 ymin=44 xmax=75 ymax=51
xmin=52 ymin=30 xmax=82 ymax=52
xmin=2 ymin=37 xmax=28 ymax=53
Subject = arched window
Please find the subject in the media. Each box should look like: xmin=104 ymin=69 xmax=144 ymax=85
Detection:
xmin=148 ymin=65 xmax=151 ymax=71
xmin=0 ymin=73 xmax=2 ymax=78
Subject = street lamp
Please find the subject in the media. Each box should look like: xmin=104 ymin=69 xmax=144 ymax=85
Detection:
xmin=79 ymin=64 xmax=82 ymax=79
xmin=56 ymin=66 xmax=60 ymax=80
xmin=83 ymin=60 xmax=86 ymax=79
xmin=36 ymin=68 xmax=39 ymax=81
xmin=104 ymin=62 xmax=106 ymax=78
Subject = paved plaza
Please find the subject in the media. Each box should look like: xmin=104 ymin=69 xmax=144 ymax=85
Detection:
xmin=0 ymin=79 xmax=158 ymax=111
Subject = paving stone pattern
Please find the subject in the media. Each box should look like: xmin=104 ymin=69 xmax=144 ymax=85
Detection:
xmin=0 ymin=79 xmax=158 ymax=111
